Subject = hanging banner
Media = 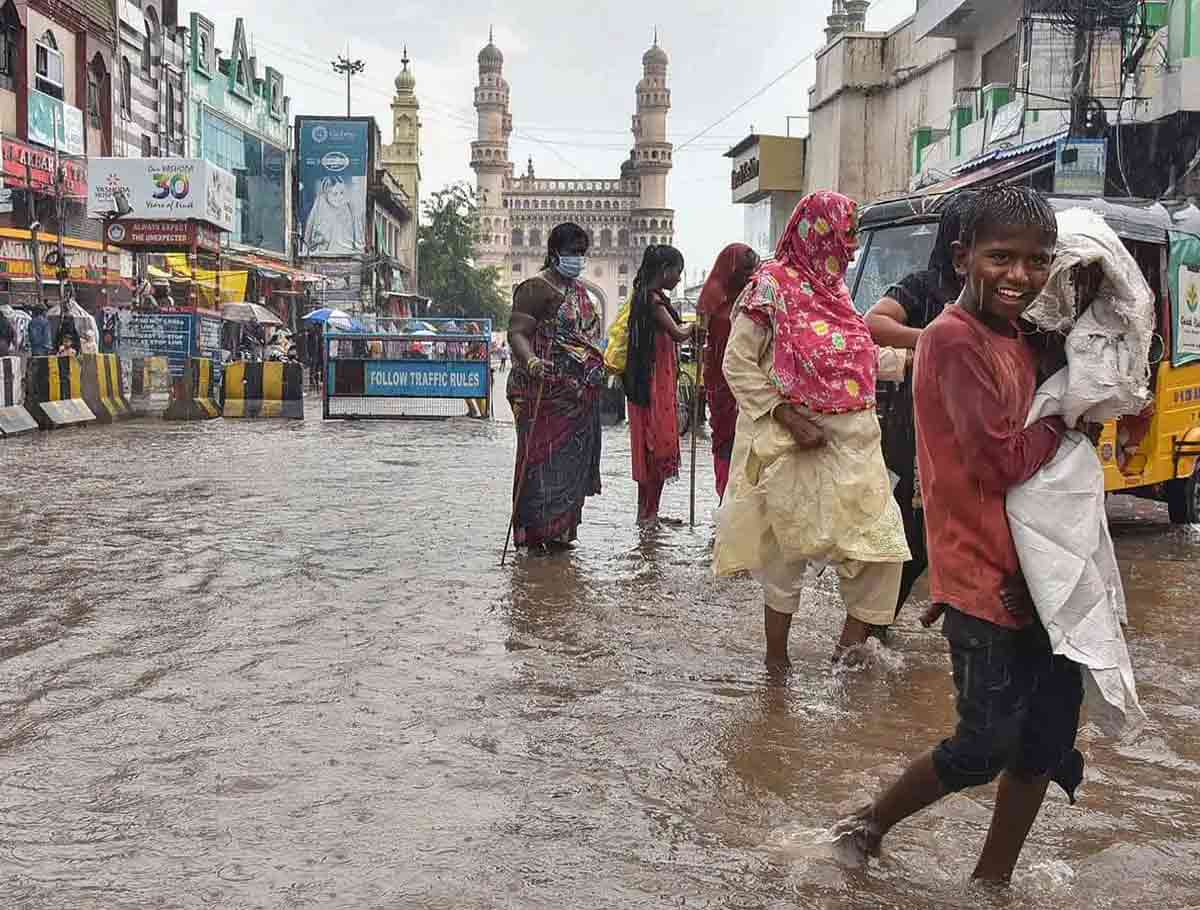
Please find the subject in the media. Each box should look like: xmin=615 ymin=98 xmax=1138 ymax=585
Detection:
xmin=1171 ymin=230 xmax=1200 ymax=367
xmin=296 ymin=117 xmax=370 ymax=257
xmin=28 ymin=90 xmax=85 ymax=157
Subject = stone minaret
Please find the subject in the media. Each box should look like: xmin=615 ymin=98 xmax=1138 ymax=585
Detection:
xmin=471 ymin=28 xmax=512 ymax=271
xmin=631 ymin=33 xmax=673 ymax=248
xmin=382 ymin=47 xmax=422 ymax=288
xmin=385 ymin=47 xmax=421 ymax=204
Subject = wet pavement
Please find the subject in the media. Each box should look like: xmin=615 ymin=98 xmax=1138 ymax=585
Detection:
xmin=1 ymin=386 xmax=1198 ymax=909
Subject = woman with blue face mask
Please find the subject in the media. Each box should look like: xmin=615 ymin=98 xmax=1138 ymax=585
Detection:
xmin=506 ymin=222 xmax=607 ymax=551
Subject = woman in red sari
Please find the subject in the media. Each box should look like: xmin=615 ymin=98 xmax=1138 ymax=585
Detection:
xmin=623 ymin=244 xmax=693 ymax=525
xmin=698 ymin=243 xmax=760 ymax=500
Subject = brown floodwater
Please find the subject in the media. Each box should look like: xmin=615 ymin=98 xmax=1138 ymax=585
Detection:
xmin=0 ymin=390 xmax=1197 ymax=909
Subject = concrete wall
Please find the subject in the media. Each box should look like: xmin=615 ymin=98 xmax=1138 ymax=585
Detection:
xmin=806 ymin=18 xmax=957 ymax=201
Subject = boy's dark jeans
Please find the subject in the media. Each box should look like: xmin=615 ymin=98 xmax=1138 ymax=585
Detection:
xmin=933 ymin=607 xmax=1085 ymax=803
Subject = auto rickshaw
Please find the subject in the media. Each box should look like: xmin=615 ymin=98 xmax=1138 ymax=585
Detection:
xmin=851 ymin=193 xmax=1200 ymax=523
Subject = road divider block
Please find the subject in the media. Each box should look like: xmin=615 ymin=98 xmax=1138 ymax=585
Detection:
xmin=223 ymin=361 xmax=304 ymax=419
xmin=0 ymin=356 xmax=37 ymax=437
xmin=165 ymin=357 xmax=222 ymax=421
xmin=80 ymin=353 xmax=133 ymax=424
xmin=129 ymin=356 xmax=171 ymax=417
xmin=27 ymin=355 xmax=96 ymax=429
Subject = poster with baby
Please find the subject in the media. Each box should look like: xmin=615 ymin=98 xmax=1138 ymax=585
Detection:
xmin=297 ymin=118 xmax=370 ymax=258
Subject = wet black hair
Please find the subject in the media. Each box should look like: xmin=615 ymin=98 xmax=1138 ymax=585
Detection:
xmin=624 ymin=244 xmax=685 ymax=407
xmin=959 ymin=186 xmax=1058 ymax=250
xmin=544 ymin=222 xmax=589 ymax=268
xmin=631 ymin=243 xmax=685 ymax=299
xmin=929 ymin=190 xmax=977 ymax=284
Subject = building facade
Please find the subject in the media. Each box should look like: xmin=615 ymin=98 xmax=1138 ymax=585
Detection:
xmin=187 ymin=14 xmax=290 ymax=257
xmin=114 ymin=0 xmax=186 ymax=159
xmin=379 ymin=48 xmax=420 ymax=291
xmin=470 ymin=32 xmax=675 ymax=329
xmin=805 ymin=0 xmax=1200 ymax=201
xmin=0 ymin=0 xmax=125 ymax=309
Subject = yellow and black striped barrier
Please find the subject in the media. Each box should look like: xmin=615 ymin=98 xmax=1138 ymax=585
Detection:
xmin=164 ymin=357 xmax=222 ymax=421
xmin=223 ymin=361 xmax=304 ymax=419
xmin=129 ymin=356 xmax=172 ymax=417
xmin=0 ymin=355 xmax=37 ymax=437
xmin=79 ymin=353 xmax=133 ymax=424
xmin=27 ymin=355 xmax=97 ymax=429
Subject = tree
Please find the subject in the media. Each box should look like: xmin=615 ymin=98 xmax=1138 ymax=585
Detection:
xmin=418 ymin=183 xmax=510 ymax=327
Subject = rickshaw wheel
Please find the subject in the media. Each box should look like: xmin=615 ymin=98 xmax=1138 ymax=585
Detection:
xmin=1167 ymin=460 xmax=1200 ymax=524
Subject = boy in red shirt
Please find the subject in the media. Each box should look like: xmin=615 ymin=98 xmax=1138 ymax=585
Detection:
xmin=833 ymin=187 xmax=1082 ymax=882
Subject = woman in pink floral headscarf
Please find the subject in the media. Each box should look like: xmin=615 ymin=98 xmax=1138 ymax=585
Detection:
xmin=713 ymin=191 xmax=910 ymax=667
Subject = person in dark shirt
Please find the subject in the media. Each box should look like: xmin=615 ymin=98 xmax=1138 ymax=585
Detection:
xmin=865 ymin=190 xmax=975 ymax=621
xmin=832 ymin=187 xmax=1083 ymax=884
xmin=28 ymin=305 xmax=52 ymax=356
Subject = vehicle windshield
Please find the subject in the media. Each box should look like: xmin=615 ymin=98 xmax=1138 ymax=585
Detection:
xmin=851 ymin=221 xmax=940 ymax=313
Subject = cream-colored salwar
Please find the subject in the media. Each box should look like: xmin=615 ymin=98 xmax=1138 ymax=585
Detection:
xmin=714 ymin=317 xmax=910 ymax=626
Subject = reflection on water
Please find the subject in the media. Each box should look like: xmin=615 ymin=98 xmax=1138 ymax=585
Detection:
xmin=0 ymin=414 xmax=1197 ymax=908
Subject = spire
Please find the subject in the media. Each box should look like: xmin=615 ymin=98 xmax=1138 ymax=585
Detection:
xmin=489 ymin=25 xmax=494 ymax=44
xmin=653 ymin=26 xmax=658 ymax=46
xmin=402 ymin=45 xmax=409 ymax=68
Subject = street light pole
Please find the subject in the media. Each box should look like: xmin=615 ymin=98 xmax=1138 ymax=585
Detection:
xmin=331 ymin=53 xmax=365 ymax=117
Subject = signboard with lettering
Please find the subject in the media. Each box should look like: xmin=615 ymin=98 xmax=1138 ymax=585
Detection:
xmin=0 ymin=237 xmax=120 ymax=283
xmin=104 ymin=219 xmax=222 ymax=253
xmin=364 ymin=361 xmax=490 ymax=399
xmin=87 ymin=158 xmax=236 ymax=231
xmin=117 ymin=311 xmax=226 ymax=377
xmin=1054 ymin=138 xmax=1107 ymax=196
xmin=3 ymin=138 xmax=88 ymax=197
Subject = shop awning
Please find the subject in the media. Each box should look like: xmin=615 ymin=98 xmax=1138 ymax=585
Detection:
xmin=224 ymin=252 xmax=326 ymax=284
xmin=916 ymin=131 xmax=1065 ymax=195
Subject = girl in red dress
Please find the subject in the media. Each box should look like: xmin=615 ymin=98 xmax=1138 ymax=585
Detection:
xmin=623 ymin=245 xmax=694 ymax=525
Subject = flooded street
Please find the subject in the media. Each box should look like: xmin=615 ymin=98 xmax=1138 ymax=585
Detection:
xmin=1 ymin=393 xmax=1198 ymax=909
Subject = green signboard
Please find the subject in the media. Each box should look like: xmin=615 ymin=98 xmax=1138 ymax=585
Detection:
xmin=1170 ymin=230 xmax=1200 ymax=367
xmin=28 ymin=90 xmax=84 ymax=157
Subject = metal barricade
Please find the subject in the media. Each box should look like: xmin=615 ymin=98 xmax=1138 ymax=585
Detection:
xmin=323 ymin=318 xmax=494 ymax=420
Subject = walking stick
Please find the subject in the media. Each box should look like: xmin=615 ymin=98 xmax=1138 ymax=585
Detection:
xmin=501 ymin=368 xmax=545 ymax=567
xmin=689 ymin=315 xmax=706 ymax=528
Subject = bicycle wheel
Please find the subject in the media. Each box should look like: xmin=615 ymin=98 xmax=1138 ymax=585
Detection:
xmin=677 ymin=372 xmax=694 ymax=437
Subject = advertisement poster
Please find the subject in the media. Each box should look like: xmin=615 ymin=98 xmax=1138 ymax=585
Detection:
xmin=28 ymin=91 xmax=85 ymax=156
xmin=1170 ymin=231 xmax=1200 ymax=367
xmin=297 ymin=118 xmax=369 ymax=258
xmin=365 ymin=362 xmax=489 ymax=399
xmin=87 ymin=158 xmax=235 ymax=232
xmin=1177 ymin=268 xmax=1200 ymax=361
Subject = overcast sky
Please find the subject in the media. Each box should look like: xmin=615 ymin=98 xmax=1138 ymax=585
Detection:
xmin=185 ymin=0 xmax=917 ymax=284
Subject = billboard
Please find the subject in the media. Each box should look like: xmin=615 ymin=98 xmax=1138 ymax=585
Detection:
xmin=86 ymin=158 xmax=236 ymax=232
xmin=296 ymin=117 xmax=370 ymax=258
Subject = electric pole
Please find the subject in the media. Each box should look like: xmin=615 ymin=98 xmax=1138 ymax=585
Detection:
xmin=331 ymin=52 xmax=365 ymax=117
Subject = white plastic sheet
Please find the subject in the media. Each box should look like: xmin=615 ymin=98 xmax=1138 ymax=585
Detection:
xmin=1007 ymin=209 xmax=1153 ymax=738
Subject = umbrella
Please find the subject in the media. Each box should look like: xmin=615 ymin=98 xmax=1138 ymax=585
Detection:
xmin=303 ymin=307 xmax=353 ymax=324
xmin=222 ymin=302 xmax=284 ymax=326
